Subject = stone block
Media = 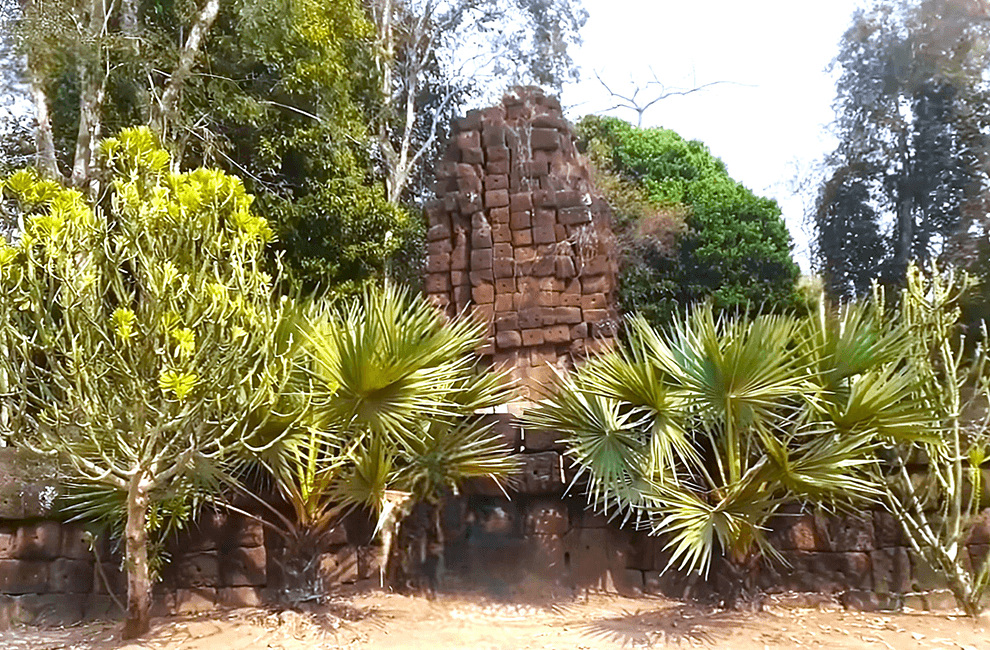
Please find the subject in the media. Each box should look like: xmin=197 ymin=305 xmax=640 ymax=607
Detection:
xmin=496 ymin=313 xmax=519 ymax=332
xmin=50 ymin=558 xmax=93 ymax=593
xmin=583 ymin=275 xmax=608 ymax=293
xmin=517 ymin=308 xmax=542 ymax=330
xmin=456 ymin=112 xmax=481 ymax=131
xmin=492 ymin=223 xmax=511 ymax=243
xmin=533 ymin=189 xmax=557 ymax=208
xmin=583 ymin=309 xmax=610 ymax=323
xmin=14 ymin=522 xmax=62 ymax=560
xmin=0 ymin=560 xmax=49 ymax=594
xmin=471 ymin=228 xmax=493 ymax=249
xmin=456 ymin=130 xmax=480 ymax=149
xmin=872 ymin=510 xmax=904 ymax=547
xmin=537 ymin=291 xmax=558 ymax=308
xmin=871 ymin=547 xmax=911 ymax=594
xmin=485 ymin=175 xmax=509 ymax=192
xmin=321 ymin=547 xmax=359 ymax=585
xmin=483 ymin=124 xmax=507 ymax=148
xmin=13 ymin=594 xmax=86 ymax=626
xmin=529 ymin=534 xmax=566 ymax=575
xmin=490 ymin=206 xmax=510 ymax=224
xmin=0 ymin=531 xmax=14 ymax=560
xmin=772 ymin=513 xmax=828 ymax=551
xmin=496 ymin=331 xmax=522 ymax=348
xmin=510 ymin=192 xmax=533 ymax=212
xmin=495 ymin=277 xmax=515 ymax=294
xmin=172 ymin=552 xmax=219 ymax=588
xmin=493 ymin=258 xmax=515 ymax=279
xmin=522 ymin=452 xmax=565 ymax=494
xmin=493 ymin=243 xmax=513 ymax=258
xmin=472 ymin=284 xmax=495 ymax=304
xmin=485 ymin=189 xmax=510 ymax=208
xmin=523 ymin=428 xmax=564 ymax=452
xmin=581 ymin=293 xmax=608 ymax=310
xmin=462 ymin=147 xmax=484 ymax=164
xmin=559 ymin=293 xmax=581 ymax=307
xmin=471 ymin=248 xmax=493 ymax=269
xmin=425 ymin=273 xmax=450 ymax=293
xmin=357 ymin=545 xmax=383 ymax=581
xmin=530 ymin=128 xmax=560 ymax=150
xmin=458 ymin=193 xmax=483 ymax=214
xmin=494 ymin=294 xmax=514 ymax=312
xmin=559 ymin=206 xmax=592 ymax=225
xmin=511 ymin=228 xmax=533 ymax=246
xmin=829 ymin=515 xmax=875 ymax=552
xmin=487 ymin=160 xmax=509 ymax=175
xmin=487 ymin=146 xmax=510 ymax=162
xmin=451 ymin=245 xmax=469 ymax=270
xmin=93 ymin=562 xmax=125 ymax=596
xmin=521 ymin=328 xmax=545 ymax=346
xmin=532 ymin=225 xmax=556 ymax=244
xmin=457 ymin=174 xmax=482 ymax=194
xmin=532 ymin=208 xmax=555 ymax=228
xmin=525 ymin=500 xmax=570 ymax=536
xmin=563 ymin=528 xmax=636 ymax=593
xmin=427 ymin=223 xmax=451 ymax=241
xmin=968 ymin=509 xmax=990 ymax=544
xmin=909 ymin=550 xmax=948 ymax=591
xmin=174 ymin=588 xmax=217 ymax=614
xmin=426 ymin=252 xmax=450 ymax=273
xmin=509 ymin=211 xmax=532 ymax=230
xmin=221 ymin=545 xmax=267 ymax=587
xmin=556 ymin=307 xmax=582 ymax=324
xmin=544 ymin=325 xmax=571 ymax=343
xmin=217 ymin=586 xmax=262 ymax=608
xmin=427 ymin=239 xmax=453 ymax=256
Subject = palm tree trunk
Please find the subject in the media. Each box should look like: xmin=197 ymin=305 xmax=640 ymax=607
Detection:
xmin=121 ymin=471 xmax=151 ymax=639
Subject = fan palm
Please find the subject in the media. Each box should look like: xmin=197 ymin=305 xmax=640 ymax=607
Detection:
xmin=525 ymin=299 xmax=930 ymax=605
xmin=246 ymin=284 xmax=518 ymax=601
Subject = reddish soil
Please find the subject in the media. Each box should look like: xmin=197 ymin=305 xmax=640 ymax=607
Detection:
xmin=0 ymin=592 xmax=988 ymax=650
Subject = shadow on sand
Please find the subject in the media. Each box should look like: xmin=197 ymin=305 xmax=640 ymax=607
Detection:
xmin=572 ymin=601 xmax=752 ymax=648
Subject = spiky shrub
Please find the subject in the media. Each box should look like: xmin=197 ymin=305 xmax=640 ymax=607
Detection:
xmin=883 ymin=263 xmax=990 ymax=616
xmin=0 ymin=128 xmax=296 ymax=637
xmin=525 ymin=301 xmax=929 ymax=606
xmin=249 ymin=285 xmax=519 ymax=602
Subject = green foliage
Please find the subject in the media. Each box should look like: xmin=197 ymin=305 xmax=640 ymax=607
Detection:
xmin=524 ymin=297 xmax=928 ymax=602
xmin=0 ymin=127 xmax=295 ymax=632
xmin=249 ymin=284 xmax=518 ymax=601
xmin=577 ymin=115 xmax=801 ymax=330
xmin=814 ymin=0 xmax=990 ymax=299
xmin=882 ymin=263 xmax=990 ymax=616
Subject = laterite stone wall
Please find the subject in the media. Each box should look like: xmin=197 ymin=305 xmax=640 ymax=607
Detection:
xmin=424 ymin=86 xmax=620 ymax=399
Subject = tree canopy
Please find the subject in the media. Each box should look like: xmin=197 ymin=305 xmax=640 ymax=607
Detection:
xmin=0 ymin=128 xmax=296 ymax=636
xmin=813 ymin=0 xmax=990 ymax=299
xmin=578 ymin=115 xmax=801 ymax=328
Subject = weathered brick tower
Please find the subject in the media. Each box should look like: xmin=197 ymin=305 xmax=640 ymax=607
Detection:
xmin=424 ymin=87 xmax=619 ymax=399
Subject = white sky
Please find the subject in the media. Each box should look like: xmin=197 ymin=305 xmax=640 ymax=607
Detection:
xmin=559 ymin=0 xmax=867 ymax=272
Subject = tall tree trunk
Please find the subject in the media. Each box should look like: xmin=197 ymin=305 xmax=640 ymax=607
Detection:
xmin=150 ymin=0 xmax=220 ymax=142
xmin=70 ymin=0 xmax=107 ymax=192
xmin=893 ymin=128 xmax=914 ymax=281
xmin=28 ymin=70 xmax=59 ymax=178
xmin=121 ymin=471 xmax=152 ymax=639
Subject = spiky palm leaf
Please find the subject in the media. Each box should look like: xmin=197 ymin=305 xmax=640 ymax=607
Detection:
xmin=525 ymin=296 xmax=932 ymax=578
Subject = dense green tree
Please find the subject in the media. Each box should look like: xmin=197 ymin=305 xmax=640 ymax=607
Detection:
xmin=814 ymin=0 xmax=990 ymax=299
xmin=0 ymin=128 xmax=296 ymax=637
xmin=577 ymin=115 xmax=801 ymax=328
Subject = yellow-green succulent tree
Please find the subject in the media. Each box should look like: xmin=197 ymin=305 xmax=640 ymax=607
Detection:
xmin=0 ymin=128 xmax=296 ymax=637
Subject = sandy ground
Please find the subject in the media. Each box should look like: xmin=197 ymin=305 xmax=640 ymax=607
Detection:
xmin=1 ymin=592 xmax=989 ymax=650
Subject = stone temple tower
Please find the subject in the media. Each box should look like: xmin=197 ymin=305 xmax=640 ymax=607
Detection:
xmin=423 ymin=87 xmax=619 ymax=400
